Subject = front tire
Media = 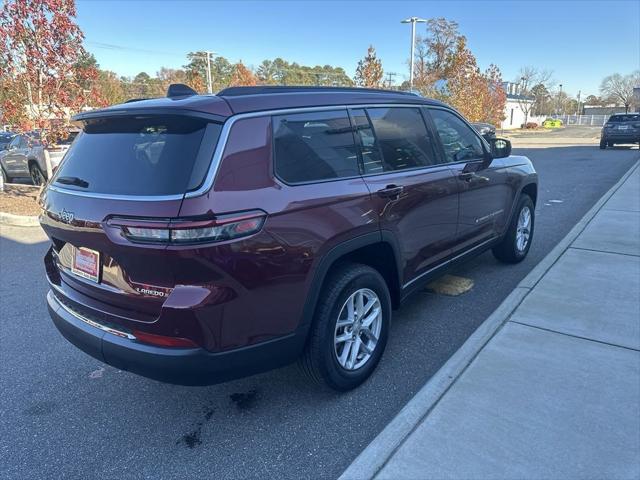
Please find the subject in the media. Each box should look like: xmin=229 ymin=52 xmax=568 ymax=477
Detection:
xmin=300 ymin=263 xmax=391 ymax=391
xmin=492 ymin=194 xmax=535 ymax=264
xmin=29 ymin=163 xmax=46 ymax=186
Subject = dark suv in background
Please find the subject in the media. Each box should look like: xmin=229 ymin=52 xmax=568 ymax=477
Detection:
xmin=40 ymin=85 xmax=537 ymax=391
xmin=600 ymin=113 xmax=640 ymax=149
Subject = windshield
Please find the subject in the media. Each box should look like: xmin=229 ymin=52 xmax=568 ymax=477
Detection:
xmin=54 ymin=115 xmax=221 ymax=196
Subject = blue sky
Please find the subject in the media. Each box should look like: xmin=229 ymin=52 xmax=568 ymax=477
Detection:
xmin=77 ymin=0 xmax=639 ymax=98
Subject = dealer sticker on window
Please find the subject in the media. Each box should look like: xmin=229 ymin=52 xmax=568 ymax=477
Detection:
xmin=71 ymin=247 xmax=100 ymax=283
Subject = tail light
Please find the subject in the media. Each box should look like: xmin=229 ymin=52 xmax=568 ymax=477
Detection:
xmin=107 ymin=210 xmax=267 ymax=245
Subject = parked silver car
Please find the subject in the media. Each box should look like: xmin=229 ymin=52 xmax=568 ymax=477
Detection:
xmin=0 ymin=131 xmax=77 ymax=185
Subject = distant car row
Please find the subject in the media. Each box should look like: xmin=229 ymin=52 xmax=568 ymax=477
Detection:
xmin=0 ymin=130 xmax=78 ymax=185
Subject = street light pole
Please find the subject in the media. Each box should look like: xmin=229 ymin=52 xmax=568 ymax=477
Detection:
xmin=205 ymin=51 xmax=213 ymax=94
xmin=558 ymin=83 xmax=563 ymax=116
xmin=401 ymin=17 xmax=427 ymax=91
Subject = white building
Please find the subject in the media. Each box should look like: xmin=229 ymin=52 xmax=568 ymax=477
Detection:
xmin=500 ymin=82 xmax=542 ymax=130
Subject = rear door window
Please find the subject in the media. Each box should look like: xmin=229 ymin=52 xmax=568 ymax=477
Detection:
xmin=54 ymin=116 xmax=221 ymax=196
xmin=273 ymin=110 xmax=359 ymax=184
xmin=361 ymin=107 xmax=438 ymax=173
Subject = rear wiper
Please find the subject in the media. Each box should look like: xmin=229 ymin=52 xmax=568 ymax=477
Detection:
xmin=56 ymin=176 xmax=89 ymax=188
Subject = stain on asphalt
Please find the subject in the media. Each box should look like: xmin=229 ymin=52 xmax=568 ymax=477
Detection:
xmin=176 ymin=404 xmax=216 ymax=449
xmin=230 ymin=389 xmax=259 ymax=410
xmin=23 ymin=401 xmax=57 ymax=416
xmin=178 ymin=423 xmax=203 ymax=449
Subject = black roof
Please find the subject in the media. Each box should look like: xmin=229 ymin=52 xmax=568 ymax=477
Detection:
xmin=217 ymin=85 xmax=421 ymax=97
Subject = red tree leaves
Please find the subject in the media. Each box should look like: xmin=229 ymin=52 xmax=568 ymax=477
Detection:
xmin=413 ymin=20 xmax=507 ymax=126
xmin=0 ymin=0 xmax=101 ymax=140
xmin=230 ymin=61 xmax=257 ymax=87
xmin=354 ymin=46 xmax=384 ymax=88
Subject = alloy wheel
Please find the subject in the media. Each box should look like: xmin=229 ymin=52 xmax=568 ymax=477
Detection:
xmin=30 ymin=166 xmax=45 ymax=186
xmin=334 ymin=288 xmax=382 ymax=371
xmin=516 ymin=206 xmax=532 ymax=252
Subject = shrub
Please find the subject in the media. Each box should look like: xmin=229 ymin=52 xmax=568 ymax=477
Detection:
xmin=524 ymin=122 xmax=538 ymax=129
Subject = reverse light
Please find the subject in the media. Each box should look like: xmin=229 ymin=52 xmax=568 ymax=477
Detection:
xmin=110 ymin=210 xmax=266 ymax=245
xmin=123 ymin=226 xmax=171 ymax=243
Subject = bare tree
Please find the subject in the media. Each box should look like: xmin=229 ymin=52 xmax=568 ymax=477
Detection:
xmin=515 ymin=66 xmax=553 ymax=127
xmin=599 ymin=71 xmax=640 ymax=113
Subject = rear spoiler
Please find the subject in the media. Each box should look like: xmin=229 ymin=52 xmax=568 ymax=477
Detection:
xmin=72 ymin=107 xmax=227 ymax=124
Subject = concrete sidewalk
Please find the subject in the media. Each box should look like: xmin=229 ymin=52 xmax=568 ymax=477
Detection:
xmin=341 ymin=162 xmax=640 ymax=480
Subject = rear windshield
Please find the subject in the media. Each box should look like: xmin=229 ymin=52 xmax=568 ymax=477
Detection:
xmin=608 ymin=115 xmax=640 ymax=123
xmin=54 ymin=116 xmax=221 ymax=196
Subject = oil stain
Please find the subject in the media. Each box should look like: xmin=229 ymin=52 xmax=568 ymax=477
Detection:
xmin=178 ymin=422 xmax=203 ymax=449
xmin=230 ymin=389 xmax=259 ymax=410
xmin=176 ymin=404 xmax=215 ymax=449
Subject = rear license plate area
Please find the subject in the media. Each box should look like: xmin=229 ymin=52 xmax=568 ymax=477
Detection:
xmin=71 ymin=247 xmax=101 ymax=283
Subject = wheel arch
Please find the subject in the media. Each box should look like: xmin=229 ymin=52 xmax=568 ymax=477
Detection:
xmin=300 ymin=232 xmax=403 ymax=335
xmin=521 ymin=182 xmax=538 ymax=206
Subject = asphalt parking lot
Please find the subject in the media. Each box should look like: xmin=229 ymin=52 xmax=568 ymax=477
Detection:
xmin=1 ymin=145 xmax=638 ymax=480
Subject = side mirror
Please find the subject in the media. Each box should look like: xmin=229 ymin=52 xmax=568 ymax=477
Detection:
xmin=489 ymin=138 xmax=512 ymax=158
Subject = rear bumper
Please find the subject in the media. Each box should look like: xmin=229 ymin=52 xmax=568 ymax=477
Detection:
xmin=47 ymin=290 xmax=306 ymax=385
xmin=602 ymin=133 xmax=640 ymax=143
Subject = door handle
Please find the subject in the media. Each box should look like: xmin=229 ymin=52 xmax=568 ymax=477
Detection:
xmin=377 ymin=184 xmax=404 ymax=199
xmin=459 ymin=172 xmax=475 ymax=181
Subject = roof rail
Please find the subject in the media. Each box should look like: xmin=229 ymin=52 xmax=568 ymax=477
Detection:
xmin=217 ymin=85 xmax=417 ymax=97
xmin=124 ymin=98 xmax=147 ymax=103
xmin=167 ymin=83 xmax=198 ymax=98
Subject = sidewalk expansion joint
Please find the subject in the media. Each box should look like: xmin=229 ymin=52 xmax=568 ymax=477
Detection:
xmin=568 ymin=246 xmax=640 ymax=258
xmin=602 ymin=207 xmax=640 ymax=213
xmin=508 ymin=320 xmax=640 ymax=352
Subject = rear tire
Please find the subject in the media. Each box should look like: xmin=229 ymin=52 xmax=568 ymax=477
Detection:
xmin=492 ymin=194 xmax=535 ymax=264
xmin=599 ymin=138 xmax=606 ymax=149
xmin=299 ymin=263 xmax=391 ymax=391
xmin=29 ymin=163 xmax=46 ymax=186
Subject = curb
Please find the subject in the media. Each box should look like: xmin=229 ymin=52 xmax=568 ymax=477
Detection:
xmin=0 ymin=211 xmax=41 ymax=227
xmin=339 ymin=159 xmax=640 ymax=480
xmin=513 ymin=142 xmax=599 ymax=149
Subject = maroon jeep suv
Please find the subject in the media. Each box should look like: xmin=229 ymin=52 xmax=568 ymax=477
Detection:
xmin=40 ymin=85 xmax=537 ymax=391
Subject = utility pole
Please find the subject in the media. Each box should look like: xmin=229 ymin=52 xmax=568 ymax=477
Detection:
xmin=401 ymin=17 xmax=427 ymax=91
xmin=385 ymin=72 xmax=398 ymax=89
xmin=204 ymin=51 xmax=213 ymax=94
xmin=576 ymin=90 xmax=581 ymax=115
